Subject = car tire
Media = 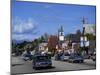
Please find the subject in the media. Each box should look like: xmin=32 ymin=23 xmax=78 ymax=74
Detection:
xmin=81 ymin=60 xmax=83 ymax=63
xmin=48 ymin=65 xmax=52 ymax=68
xmin=33 ymin=66 xmax=35 ymax=69
xmin=93 ymin=59 xmax=96 ymax=61
xmin=68 ymin=60 xmax=71 ymax=63
xmin=33 ymin=66 xmax=38 ymax=70
xmin=73 ymin=60 xmax=76 ymax=63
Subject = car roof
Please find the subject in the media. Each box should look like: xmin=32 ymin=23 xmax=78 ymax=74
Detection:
xmin=34 ymin=54 xmax=48 ymax=57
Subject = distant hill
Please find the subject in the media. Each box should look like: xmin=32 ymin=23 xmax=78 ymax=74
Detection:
xmin=12 ymin=40 xmax=25 ymax=44
xmin=12 ymin=39 xmax=33 ymax=44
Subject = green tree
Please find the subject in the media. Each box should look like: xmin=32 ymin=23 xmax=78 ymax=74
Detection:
xmin=85 ymin=33 xmax=96 ymax=40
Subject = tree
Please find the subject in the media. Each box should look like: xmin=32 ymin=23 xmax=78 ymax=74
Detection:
xmin=76 ymin=29 xmax=82 ymax=42
xmin=48 ymin=35 xmax=58 ymax=53
xmin=85 ymin=33 xmax=96 ymax=40
xmin=44 ymin=33 xmax=49 ymax=42
xmin=76 ymin=29 xmax=81 ymax=36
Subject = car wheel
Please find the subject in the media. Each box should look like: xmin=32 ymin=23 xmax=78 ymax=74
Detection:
xmin=93 ymin=59 xmax=96 ymax=61
xmin=70 ymin=60 xmax=73 ymax=63
xmin=81 ymin=60 xmax=83 ymax=63
xmin=33 ymin=66 xmax=38 ymax=70
xmin=33 ymin=66 xmax=35 ymax=69
xmin=48 ymin=65 xmax=52 ymax=68
xmin=68 ymin=60 xmax=71 ymax=63
xmin=35 ymin=67 xmax=39 ymax=70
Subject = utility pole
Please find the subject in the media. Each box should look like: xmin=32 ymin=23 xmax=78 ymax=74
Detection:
xmin=82 ymin=17 xmax=85 ymax=49
xmin=81 ymin=17 xmax=88 ymax=55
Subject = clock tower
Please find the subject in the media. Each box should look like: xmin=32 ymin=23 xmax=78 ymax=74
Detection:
xmin=58 ymin=26 xmax=64 ymax=47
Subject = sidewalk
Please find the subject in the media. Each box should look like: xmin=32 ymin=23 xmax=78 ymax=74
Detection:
xmin=83 ymin=59 xmax=96 ymax=66
xmin=11 ymin=56 xmax=24 ymax=66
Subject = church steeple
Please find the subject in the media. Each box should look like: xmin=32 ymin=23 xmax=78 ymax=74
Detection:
xmin=58 ymin=25 xmax=64 ymax=41
xmin=60 ymin=25 xmax=63 ymax=32
xmin=59 ymin=25 xmax=64 ymax=36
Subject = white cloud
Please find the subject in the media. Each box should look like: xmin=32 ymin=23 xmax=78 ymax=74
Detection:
xmin=12 ymin=34 xmax=39 ymax=41
xmin=12 ymin=17 xmax=39 ymax=41
xmin=12 ymin=17 xmax=38 ymax=34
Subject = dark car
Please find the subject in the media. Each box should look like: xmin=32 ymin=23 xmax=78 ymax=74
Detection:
xmin=82 ymin=54 xmax=91 ymax=59
xmin=91 ymin=52 xmax=96 ymax=61
xmin=68 ymin=53 xmax=84 ymax=63
xmin=32 ymin=54 xmax=52 ymax=69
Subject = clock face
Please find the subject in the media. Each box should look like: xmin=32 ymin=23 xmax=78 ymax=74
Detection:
xmin=59 ymin=32 xmax=64 ymax=35
xmin=59 ymin=36 xmax=64 ymax=41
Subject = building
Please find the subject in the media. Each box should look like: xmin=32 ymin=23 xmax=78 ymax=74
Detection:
xmin=39 ymin=42 xmax=48 ymax=51
xmin=82 ymin=24 xmax=96 ymax=54
xmin=89 ymin=40 xmax=96 ymax=53
xmin=72 ymin=43 xmax=80 ymax=52
xmin=65 ymin=30 xmax=81 ymax=43
xmin=62 ymin=41 xmax=68 ymax=49
xmin=58 ymin=25 xmax=64 ymax=45
xmin=84 ymin=24 xmax=96 ymax=35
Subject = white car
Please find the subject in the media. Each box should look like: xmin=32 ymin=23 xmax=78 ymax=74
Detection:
xmin=60 ymin=53 xmax=70 ymax=61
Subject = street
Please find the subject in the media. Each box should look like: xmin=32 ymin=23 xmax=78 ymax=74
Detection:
xmin=11 ymin=56 xmax=96 ymax=74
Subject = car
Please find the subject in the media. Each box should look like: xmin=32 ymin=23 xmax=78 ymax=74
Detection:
xmin=68 ymin=53 xmax=84 ymax=63
xmin=91 ymin=52 xmax=96 ymax=61
xmin=12 ymin=53 xmax=16 ymax=57
xmin=82 ymin=54 xmax=91 ymax=59
xmin=21 ymin=51 xmax=33 ymax=61
xmin=55 ymin=52 xmax=63 ymax=60
xmin=32 ymin=54 xmax=52 ymax=69
xmin=60 ymin=53 xmax=70 ymax=61
xmin=21 ymin=54 xmax=33 ymax=61
xmin=54 ymin=54 xmax=59 ymax=60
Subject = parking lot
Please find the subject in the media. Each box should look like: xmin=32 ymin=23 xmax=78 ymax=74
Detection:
xmin=11 ymin=56 xmax=96 ymax=74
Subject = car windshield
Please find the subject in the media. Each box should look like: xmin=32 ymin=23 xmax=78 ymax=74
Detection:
xmin=64 ymin=53 xmax=70 ymax=56
xmin=35 ymin=56 xmax=50 ymax=61
xmin=70 ymin=54 xmax=82 ymax=58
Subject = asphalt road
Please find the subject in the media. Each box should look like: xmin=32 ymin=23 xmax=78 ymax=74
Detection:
xmin=11 ymin=56 xmax=96 ymax=74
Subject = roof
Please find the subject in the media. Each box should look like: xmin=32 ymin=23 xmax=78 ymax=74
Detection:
xmin=84 ymin=24 xmax=95 ymax=35
xmin=39 ymin=42 xmax=48 ymax=46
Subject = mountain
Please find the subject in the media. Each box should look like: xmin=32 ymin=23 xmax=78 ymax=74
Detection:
xmin=12 ymin=40 xmax=24 ymax=44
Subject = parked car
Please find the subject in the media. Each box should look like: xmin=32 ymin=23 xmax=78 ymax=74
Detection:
xmin=12 ymin=53 xmax=16 ymax=57
xmin=32 ymin=54 xmax=52 ymax=69
xmin=60 ymin=53 xmax=70 ymax=61
xmin=83 ymin=54 xmax=91 ymax=59
xmin=21 ymin=51 xmax=33 ymax=61
xmin=55 ymin=52 xmax=63 ymax=60
xmin=91 ymin=51 xmax=96 ymax=61
xmin=68 ymin=53 xmax=84 ymax=63
xmin=22 ymin=54 xmax=33 ymax=61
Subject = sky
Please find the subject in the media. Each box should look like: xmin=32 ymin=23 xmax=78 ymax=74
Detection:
xmin=11 ymin=0 xmax=96 ymax=41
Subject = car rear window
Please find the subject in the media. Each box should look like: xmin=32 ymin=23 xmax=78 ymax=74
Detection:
xmin=35 ymin=56 xmax=50 ymax=61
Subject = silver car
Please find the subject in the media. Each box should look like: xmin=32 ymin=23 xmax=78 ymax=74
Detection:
xmin=60 ymin=53 xmax=70 ymax=61
xmin=32 ymin=55 xmax=52 ymax=69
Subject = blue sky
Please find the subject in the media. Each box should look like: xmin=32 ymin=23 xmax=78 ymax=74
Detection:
xmin=11 ymin=1 xmax=96 ymax=41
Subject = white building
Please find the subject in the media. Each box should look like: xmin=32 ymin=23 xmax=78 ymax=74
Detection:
xmin=83 ymin=24 xmax=95 ymax=35
xmin=39 ymin=42 xmax=48 ymax=51
xmin=58 ymin=25 xmax=64 ymax=42
xmin=62 ymin=41 xmax=69 ymax=49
